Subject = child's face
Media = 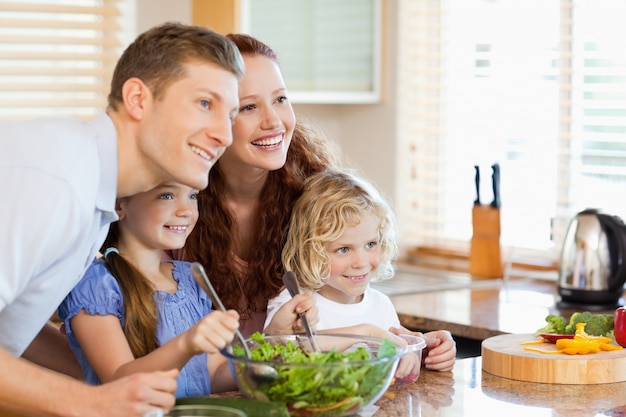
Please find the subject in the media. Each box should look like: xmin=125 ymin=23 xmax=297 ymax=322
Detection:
xmin=318 ymin=213 xmax=381 ymax=304
xmin=117 ymin=182 xmax=199 ymax=251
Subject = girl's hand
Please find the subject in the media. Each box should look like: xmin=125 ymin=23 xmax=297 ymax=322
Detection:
xmin=390 ymin=327 xmax=456 ymax=372
xmin=183 ymin=309 xmax=240 ymax=354
xmin=265 ymin=292 xmax=318 ymax=335
xmin=394 ymin=350 xmax=420 ymax=382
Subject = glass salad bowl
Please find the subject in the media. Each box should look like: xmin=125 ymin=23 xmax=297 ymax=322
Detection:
xmin=222 ymin=333 xmax=409 ymax=417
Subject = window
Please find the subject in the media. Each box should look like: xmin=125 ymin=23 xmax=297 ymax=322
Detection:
xmin=397 ymin=0 xmax=626 ymax=264
xmin=0 ymin=0 xmax=123 ymax=121
xmin=240 ymin=0 xmax=381 ymax=103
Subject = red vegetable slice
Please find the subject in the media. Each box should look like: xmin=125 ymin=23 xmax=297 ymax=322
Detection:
xmin=540 ymin=333 xmax=575 ymax=344
xmin=615 ymin=307 xmax=626 ymax=347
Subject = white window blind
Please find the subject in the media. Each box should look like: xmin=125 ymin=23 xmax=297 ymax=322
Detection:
xmin=397 ymin=0 xmax=626 ymax=265
xmin=240 ymin=0 xmax=381 ymax=103
xmin=0 ymin=0 xmax=122 ymax=121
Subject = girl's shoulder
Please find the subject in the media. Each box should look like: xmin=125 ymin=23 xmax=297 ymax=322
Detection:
xmin=58 ymin=258 xmax=123 ymax=321
xmin=75 ymin=257 xmax=120 ymax=291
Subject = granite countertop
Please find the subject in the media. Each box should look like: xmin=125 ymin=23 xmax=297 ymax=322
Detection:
xmin=211 ymin=266 xmax=626 ymax=416
xmin=365 ymin=265 xmax=626 ymax=415
xmin=212 ymin=356 xmax=626 ymax=416
xmin=375 ymin=264 xmax=624 ymax=340
xmin=370 ymin=356 xmax=626 ymax=416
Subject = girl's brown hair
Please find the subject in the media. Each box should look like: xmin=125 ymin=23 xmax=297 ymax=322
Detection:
xmin=100 ymin=223 xmax=158 ymax=358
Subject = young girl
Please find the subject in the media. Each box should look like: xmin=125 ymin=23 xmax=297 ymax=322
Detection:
xmin=266 ymin=167 xmax=457 ymax=372
xmin=58 ymin=182 xmax=240 ymax=398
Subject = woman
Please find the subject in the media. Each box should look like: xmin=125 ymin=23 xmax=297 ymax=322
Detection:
xmin=173 ymin=34 xmax=343 ymax=337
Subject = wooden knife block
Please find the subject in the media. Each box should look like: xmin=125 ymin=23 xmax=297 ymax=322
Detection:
xmin=469 ymin=205 xmax=503 ymax=278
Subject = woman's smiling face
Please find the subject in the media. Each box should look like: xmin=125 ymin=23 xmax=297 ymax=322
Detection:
xmin=219 ymin=54 xmax=296 ymax=172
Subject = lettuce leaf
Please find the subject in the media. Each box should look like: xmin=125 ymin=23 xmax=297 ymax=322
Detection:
xmin=232 ymin=332 xmax=398 ymax=414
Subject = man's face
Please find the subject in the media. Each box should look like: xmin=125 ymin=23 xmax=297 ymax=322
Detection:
xmin=140 ymin=61 xmax=240 ymax=191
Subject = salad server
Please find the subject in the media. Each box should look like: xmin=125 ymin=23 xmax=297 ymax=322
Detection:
xmin=190 ymin=262 xmax=278 ymax=383
xmin=282 ymin=271 xmax=321 ymax=352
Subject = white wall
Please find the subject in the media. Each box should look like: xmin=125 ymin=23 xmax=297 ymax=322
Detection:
xmin=135 ymin=1 xmax=399 ymax=203
xmin=135 ymin=0 xmax=191 ymax=33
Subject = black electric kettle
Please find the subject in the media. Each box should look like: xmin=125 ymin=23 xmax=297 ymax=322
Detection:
xmin=558 ymin=208 xmax=626 ymax=307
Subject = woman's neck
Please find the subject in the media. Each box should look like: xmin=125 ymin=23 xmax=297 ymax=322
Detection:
xmin=219 ymin=162 xmax=269 ymax=202
xmin=217 ymin=164 xmax=268 ymax=260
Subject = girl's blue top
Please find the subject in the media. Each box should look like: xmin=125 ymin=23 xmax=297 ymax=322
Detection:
xmin=58 ymin=259 xmax=214 ymax=398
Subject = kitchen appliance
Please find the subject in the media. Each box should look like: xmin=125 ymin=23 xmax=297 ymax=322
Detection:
xmin=558 ymin=208 xmax=626 ymax=308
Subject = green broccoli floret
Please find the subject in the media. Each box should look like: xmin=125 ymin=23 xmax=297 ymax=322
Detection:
xmin=564 ymin=311 xmax=594 ymax=334
xmin=534 ymin=314 xmax=567 ymax=336
xmin=564 ymin=311 xmax=615 ymax=337
xmin=585 ymin=314 xmax=615 ymax=338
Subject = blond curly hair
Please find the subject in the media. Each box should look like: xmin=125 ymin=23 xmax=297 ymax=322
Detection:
xmin=282 ymin=167 xmax=399 ymax=290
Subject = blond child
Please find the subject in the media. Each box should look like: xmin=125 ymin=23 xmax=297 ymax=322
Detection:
xmin=266 ymin=167 xmax=456 ymax=372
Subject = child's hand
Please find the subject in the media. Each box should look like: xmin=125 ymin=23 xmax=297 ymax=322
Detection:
xmin=265 ymin=292 xmax=318 ymax=335
xmin=421 ymin=330 xmax=456 ymax=371
xmin=390 ymin=327 xmax=456 ymax=372
xmin=394 ymin=351 xmax=420 ymax=383
xmin=184 ymin=309 xmax=240 ymax=354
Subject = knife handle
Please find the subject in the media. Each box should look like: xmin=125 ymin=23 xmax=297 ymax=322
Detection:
xmin=490 ymin=163 xmax=501 ymax=208
xmin=474 ymin=165 xmax=481 ymax=205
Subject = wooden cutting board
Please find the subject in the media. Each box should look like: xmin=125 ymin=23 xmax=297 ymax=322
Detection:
xmin=481 ymin=333 xmax=626 ymax=384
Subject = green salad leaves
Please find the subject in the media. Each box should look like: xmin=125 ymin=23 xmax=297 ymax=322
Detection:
xmin=231 ymin=332 xmax=398 ymax=416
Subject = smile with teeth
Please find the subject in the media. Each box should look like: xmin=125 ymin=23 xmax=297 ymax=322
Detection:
xmin=252 ymin=134 xmax=283 ymax=147
xmin=166 ymin=225 xmax=188 ymax=232
xmin=345 ymin=273 xmax=368 ymax=281
xmin=190 ymin=145 xmax=213 ymax=161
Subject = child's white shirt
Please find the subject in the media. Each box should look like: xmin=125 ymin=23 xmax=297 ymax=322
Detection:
xmin=264 ymin=286 xmax=400 ymax=331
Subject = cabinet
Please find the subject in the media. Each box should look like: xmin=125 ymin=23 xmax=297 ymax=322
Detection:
xmin=193 ymin=0 xmax=382 ymax=104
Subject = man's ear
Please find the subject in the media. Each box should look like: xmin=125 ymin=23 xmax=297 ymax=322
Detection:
xmin=121 ymin=77 xmax=151 ymax=120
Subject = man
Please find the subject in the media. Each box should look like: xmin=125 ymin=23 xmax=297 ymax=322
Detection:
xmin=0 ymin=22 xmax=244 ymax=416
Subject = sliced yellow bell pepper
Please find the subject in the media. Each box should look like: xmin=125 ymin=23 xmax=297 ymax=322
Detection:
xmin=522 ymin=322 xmax=623 ymax=355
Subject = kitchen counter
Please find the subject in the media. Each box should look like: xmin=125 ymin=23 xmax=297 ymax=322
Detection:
xmin=205 ymin=261 xmax=625 ymax=416
xmin=208 ymin=266 xmax=626 ymax=416
xmin=212 ymin=356 xmax=626 ymax=416
xmin=375 ymin=264 xmax=625 ymax=341
xmin=372 ymin=356 xmax=626 ymax=416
